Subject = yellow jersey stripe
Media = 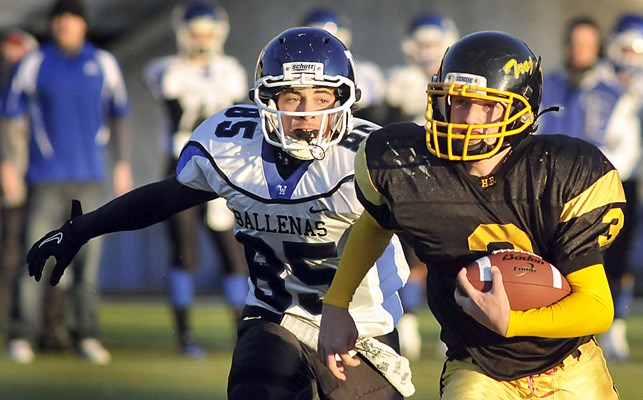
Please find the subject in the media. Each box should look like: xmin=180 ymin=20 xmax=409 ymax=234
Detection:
xmin=559 ymin=170 xmax=625 ymax=223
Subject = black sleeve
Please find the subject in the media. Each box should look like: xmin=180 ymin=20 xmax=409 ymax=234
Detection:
xmin=71 ymin=177 xmax=217 ymax=241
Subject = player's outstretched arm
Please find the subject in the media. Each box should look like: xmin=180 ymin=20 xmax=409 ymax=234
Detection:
xmin=28 ymin=199 xmax=86 ymax=285
xmin=27 ymin=177 xmax=217 ymax=286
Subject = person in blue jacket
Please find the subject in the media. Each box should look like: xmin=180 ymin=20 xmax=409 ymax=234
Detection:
xmin=0 ymin=0 xmax=133 ymax=364
xmin=539 ymin=16 xmax=642 ymax=362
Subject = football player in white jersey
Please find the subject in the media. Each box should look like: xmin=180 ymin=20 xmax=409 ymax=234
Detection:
xmin=26 ymin=27 xmax=411 ymax=399
xmin=300 ymin=6 xmax=388 ymax=124
xmin=143 ymin=1 xmax=249 ymax=358
xmin=600 ymin=12 xmax=643 ymax=362
xmin=385 ymin=12 xmax=459 ymax=125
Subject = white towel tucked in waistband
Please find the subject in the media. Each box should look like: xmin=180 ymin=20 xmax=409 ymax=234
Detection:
xmin=280 ymin=313 xmax=416 ymax=397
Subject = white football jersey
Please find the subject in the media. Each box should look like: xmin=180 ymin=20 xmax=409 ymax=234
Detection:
xmin=144 ymin=53 xmax=248 ymax=230
xmin=143 ymin=53 xmax=248 ymax=139
xmin=176 ymin=105 xmax=409 ymax=337
xmin=385 ymin=64 xmax=430 ymax=124
xmin=355 ymin=58 xmax=386 ymax=109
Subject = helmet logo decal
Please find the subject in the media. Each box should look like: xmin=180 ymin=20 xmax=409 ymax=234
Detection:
xmin=444 ymin=72 xmax=487 ymax=87
xmin=283 ymin=62 xmax=324 ymax=80
xmin=503 ymin=57 xmax=534 ymax=79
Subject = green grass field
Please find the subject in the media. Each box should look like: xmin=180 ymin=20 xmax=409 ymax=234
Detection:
xmin=1 ymin=297 xmax=642 ymax=399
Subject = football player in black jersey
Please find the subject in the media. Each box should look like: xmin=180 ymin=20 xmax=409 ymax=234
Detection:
xmin=319 ymin=31 xmax=622 ymax=399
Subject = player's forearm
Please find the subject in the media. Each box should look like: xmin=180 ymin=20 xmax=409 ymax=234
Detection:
xmin=323 ymin=211 xmax=394 ymax=308
xmin=70 ymin=177 xmax=216 ymax=241
xmin=506 ymin=264 xmax=613 ymax=338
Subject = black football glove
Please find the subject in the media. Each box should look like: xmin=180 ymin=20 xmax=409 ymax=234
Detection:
xmin=27 ymin=199 xmax=88 ymax=285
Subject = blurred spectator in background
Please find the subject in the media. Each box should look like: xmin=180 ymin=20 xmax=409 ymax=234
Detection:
xmin=1 ymin=0 xmax=132 ymax=364
xmin=143 ymin=0 xmax=249 ymax=358
xmin=600 ymin=13 xmax=643 ymax=361
xmin=300 ymin=6 xmax=388 ymax=124
xmin=383 ymin=11 xmax=459 ymax=361
xmin=539 ymin=16 xmax=642 ymax=362
xmin=0 ymin=29 xmax=38 ymax=334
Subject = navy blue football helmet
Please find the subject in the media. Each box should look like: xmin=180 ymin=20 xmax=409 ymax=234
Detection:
xmin=300 ymin=7 xmax=352 ymax=47
xmin=608 ymin=13 xmax=643 ymax=73
xmin=403 ymin=12 xmax=459 ymax=75
xmin=173 ymin=1 xmax=229 ymax=56
xmin=252 ymin=27 xmax=361 ymax=160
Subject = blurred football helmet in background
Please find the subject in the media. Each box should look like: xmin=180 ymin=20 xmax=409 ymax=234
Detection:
xmin=173 ymin=1 xmax=229 ymax=57
xmin=607 ymin=13 xmax=643 ymax=74
xmin=300 ymin=7 xmax=352 ymax=48
xmin=403 ymin=12 xmax=459 ymax=76
xmin=426 ymin=31 xmax=543 ymax=161
xmin=252 ymin=27 xmax=360 ymax=160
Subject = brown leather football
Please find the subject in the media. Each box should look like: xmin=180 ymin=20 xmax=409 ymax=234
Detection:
xmin=464 ymin=249 xmax=571 ymax=311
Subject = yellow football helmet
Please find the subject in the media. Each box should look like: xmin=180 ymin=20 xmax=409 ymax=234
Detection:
xmin=425 ymin=31 xmax=542 ymax=161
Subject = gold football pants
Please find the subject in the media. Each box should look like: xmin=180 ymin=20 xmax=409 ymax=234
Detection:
xmin=440 ymin=339 xmax=619 ymax=399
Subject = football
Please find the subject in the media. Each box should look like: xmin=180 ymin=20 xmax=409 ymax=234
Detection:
xmin=463 ymin=249 xmax=571 ymax=311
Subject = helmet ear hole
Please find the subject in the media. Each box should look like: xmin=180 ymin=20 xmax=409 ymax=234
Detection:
xmin=259 ymin=87 xmax=278 ymax=102
xmin=337 ymin=86 xmax=361 ymax=103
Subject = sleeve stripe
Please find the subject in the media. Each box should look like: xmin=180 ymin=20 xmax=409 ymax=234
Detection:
xmin=559 ymin=170 xmax=625 ymax=223
xmin=355 ymin=139 xmax=387 ymax=207
xmin=551 ymin=264 xmax=563 ymax=289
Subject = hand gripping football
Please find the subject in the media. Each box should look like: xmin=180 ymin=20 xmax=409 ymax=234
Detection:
xmin=464 ymin=249 xmax=571 ymax=311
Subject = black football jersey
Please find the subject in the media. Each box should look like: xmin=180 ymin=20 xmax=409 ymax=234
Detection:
xmin=356 ymin=122 xmax=626 ymax=380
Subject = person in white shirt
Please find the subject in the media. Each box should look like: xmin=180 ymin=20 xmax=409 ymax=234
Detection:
xmin=143 ymin=0 xmax=249 ymax=358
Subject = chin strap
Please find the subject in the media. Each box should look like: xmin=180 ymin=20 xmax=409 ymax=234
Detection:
xmin=309 ymin=144 xmax=326 ymax=160
xmin=453 ymin=139 xmax=494 ymax=158
xmin=293 ymin=129 xmax=326 ymax=160
xmin=530 ymin=106 xmax=563 ymax=134
xmin=536 ymin=106 xmax=563 ymax=119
